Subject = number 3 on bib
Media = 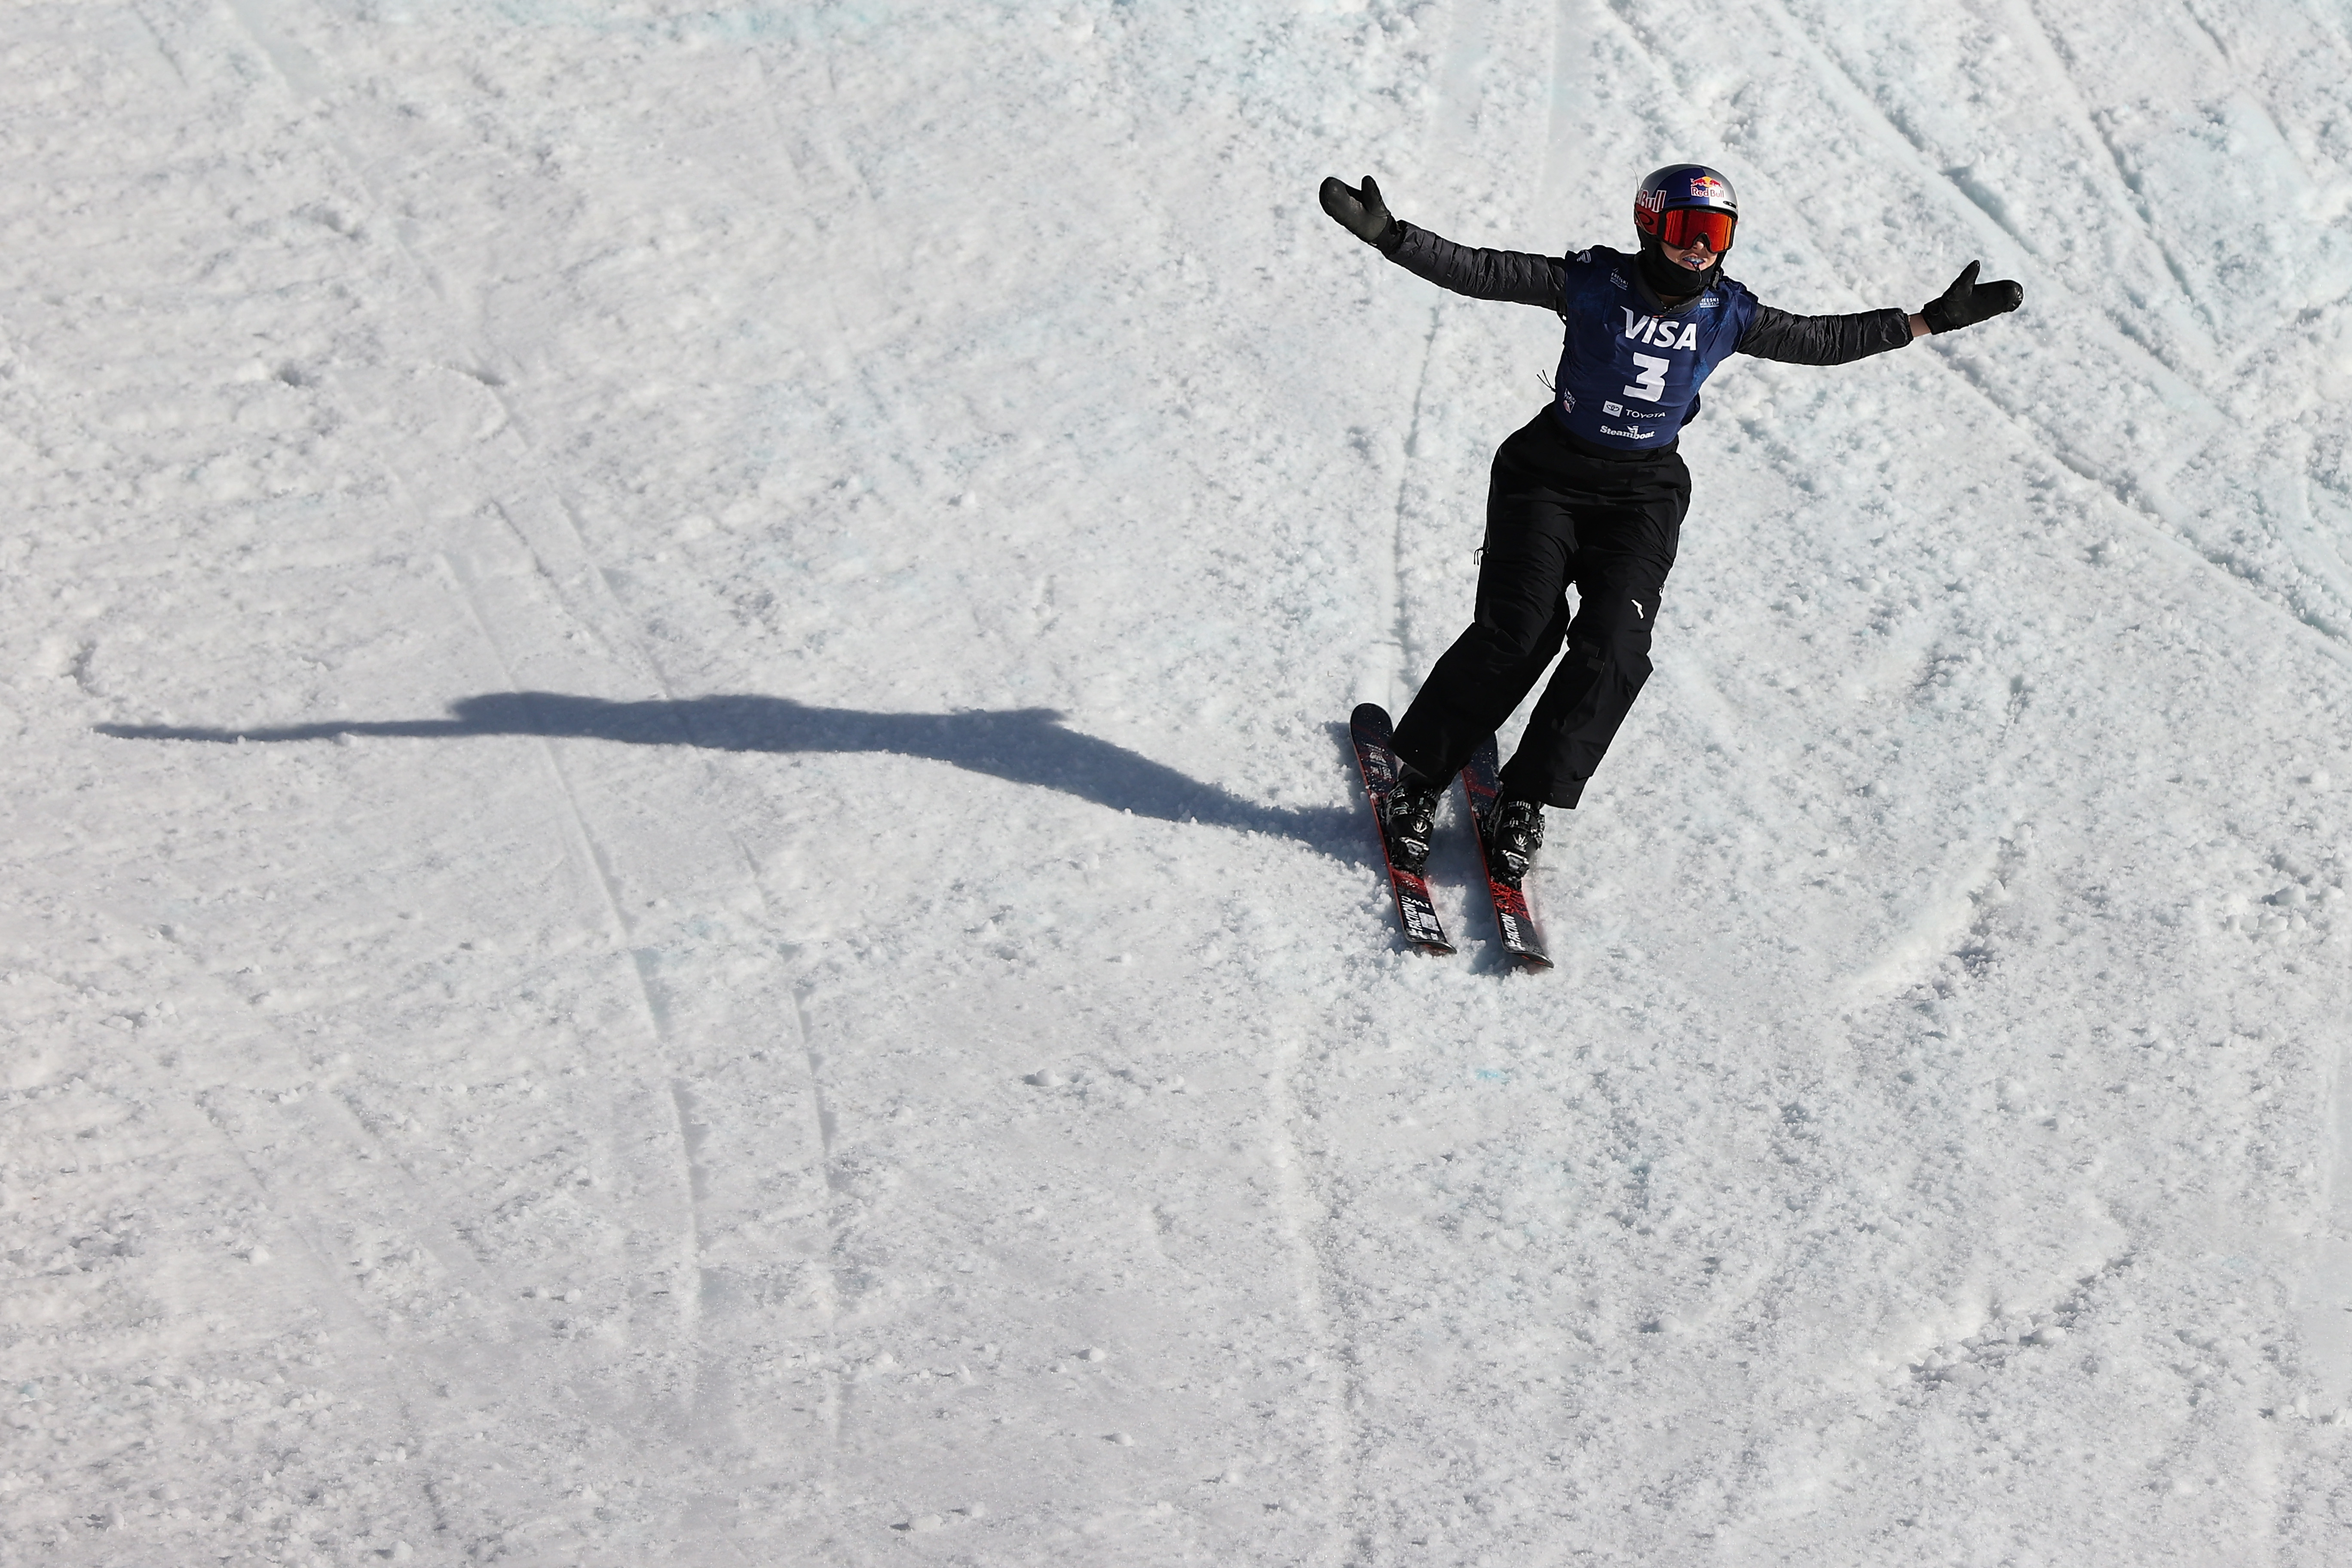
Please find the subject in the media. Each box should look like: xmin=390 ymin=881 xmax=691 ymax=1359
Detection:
xmin=1622 ymin=353 xmax=1669 ymax=403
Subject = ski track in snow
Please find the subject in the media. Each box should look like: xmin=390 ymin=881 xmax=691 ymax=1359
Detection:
xmin=4 ymin=1 xmax=2352 ymax=1563
xmin=226 ymin=0 xmax=720 ymax=1416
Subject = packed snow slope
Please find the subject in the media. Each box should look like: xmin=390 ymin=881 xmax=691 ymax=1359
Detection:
xmin=6 ymin=1 xmax=2352 ymax=1563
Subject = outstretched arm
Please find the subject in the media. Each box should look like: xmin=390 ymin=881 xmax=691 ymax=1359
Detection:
xmin=1319 ymin=175 xmax=1565 ymax=311
xmin=1739 ymin=305 xmax=1916 ymax=364
xmin=1743 ymin=260 xmax=2024 ymax=363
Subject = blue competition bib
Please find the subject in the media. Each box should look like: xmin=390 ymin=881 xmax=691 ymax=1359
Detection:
xmin=1550 ymin=247 xmax=1757 ymax=450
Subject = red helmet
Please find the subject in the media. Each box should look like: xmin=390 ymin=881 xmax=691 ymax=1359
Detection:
xmin=1633 ymin=164 xmax=1739 ymax=254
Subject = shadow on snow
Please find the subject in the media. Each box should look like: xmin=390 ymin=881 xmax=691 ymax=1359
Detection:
xmin=98 ymin=692 xmax=1354 ymax=849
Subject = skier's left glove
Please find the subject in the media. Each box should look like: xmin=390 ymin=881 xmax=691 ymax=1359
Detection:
xmin=1320 ymin=175 xmax=1398 ymax=249
xmin=1920 ymin=260 xmax=2024 ymax=333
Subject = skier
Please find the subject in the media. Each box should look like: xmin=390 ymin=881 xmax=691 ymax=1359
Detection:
xmin=1322 ymin=165 xmax=2022 ymax=888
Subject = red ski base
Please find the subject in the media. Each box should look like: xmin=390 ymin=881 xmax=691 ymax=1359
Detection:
xmin=1348 ymin=703 xmax=1454 ymax=956
xmin=1458 ymin=734 xmax=1553 ymax=971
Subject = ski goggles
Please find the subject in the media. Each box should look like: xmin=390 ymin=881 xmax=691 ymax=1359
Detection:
xmin=1656 ymin=205 xmax=1736 ymax=252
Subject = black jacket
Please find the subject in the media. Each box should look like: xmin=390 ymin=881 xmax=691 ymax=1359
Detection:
xmin=1380 ymin=220 xmax=1913 ymax=365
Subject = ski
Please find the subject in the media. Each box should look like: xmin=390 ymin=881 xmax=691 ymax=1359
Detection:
xmin=1459 ymin=734 xmax=1553 ymax=971
xmin=1348 ymin=703 xmax=1454 ymax=956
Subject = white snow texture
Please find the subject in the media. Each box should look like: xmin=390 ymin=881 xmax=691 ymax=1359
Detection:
xmin=5 ymin=1 xmax=2352 ymax=1563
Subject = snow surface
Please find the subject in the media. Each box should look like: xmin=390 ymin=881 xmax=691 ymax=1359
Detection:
xmin=5 ymin=0 xmax=2352 ymax=1562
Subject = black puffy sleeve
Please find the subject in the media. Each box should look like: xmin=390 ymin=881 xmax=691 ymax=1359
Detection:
xmin=1377 ymin=221 xmax=1567 ymax=311
xmin=1736 ymin=304 xmax=1914 ymax=364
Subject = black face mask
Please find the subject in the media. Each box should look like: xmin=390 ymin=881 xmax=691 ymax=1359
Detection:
xmin=1637 ymin=236 xmax=1721 ymax=300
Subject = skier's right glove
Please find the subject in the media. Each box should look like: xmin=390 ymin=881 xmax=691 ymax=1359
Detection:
xmin=1920 ymin=260 xmax=2024 ymax=333
xmin=1320 ymin=175 xmax=1398 ymax=248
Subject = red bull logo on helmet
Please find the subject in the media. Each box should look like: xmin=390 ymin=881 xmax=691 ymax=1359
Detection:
xmin=1684 ymin=173 xmax=1730 ymax=205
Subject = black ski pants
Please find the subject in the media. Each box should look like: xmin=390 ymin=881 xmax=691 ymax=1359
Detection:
xmin=1391 ymin=409 xmax=1689 ymax=809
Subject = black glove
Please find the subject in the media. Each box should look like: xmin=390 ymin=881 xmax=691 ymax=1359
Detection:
xmin=1920 ymin=260 xmax=2023 ymax=333
xmin=1320 ymin=175 xmax=1395 ymax=247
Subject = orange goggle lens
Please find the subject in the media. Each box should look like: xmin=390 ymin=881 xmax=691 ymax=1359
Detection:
xmin=1658 ymin=207 xmax=1736 ymax=251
